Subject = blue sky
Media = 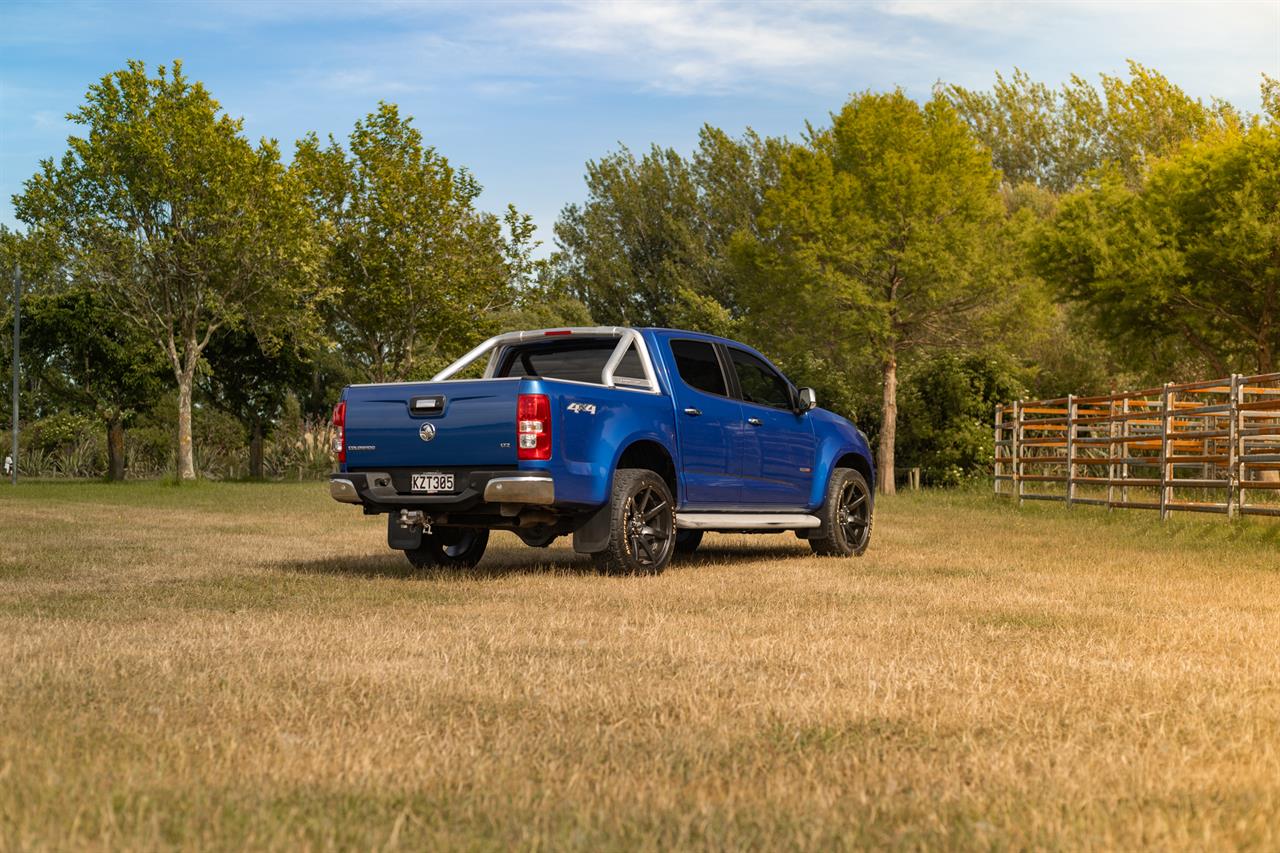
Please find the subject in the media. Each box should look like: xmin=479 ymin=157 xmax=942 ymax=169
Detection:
xmin=2 ymin=0 xmax=1277 ymax=254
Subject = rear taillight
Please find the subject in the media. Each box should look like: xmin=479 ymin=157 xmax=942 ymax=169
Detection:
xmin=331 ymin=401 xmax=346 ymax=463
xmin=517 ymin=393 xmax=551 ymax=460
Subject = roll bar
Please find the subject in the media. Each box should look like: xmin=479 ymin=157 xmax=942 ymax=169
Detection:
xmin=431 ymin=327 xmax=661 ymax=393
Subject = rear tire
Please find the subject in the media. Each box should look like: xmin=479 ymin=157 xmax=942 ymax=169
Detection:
xmin=592 ymin=469 xmax=676 ymax=576
xmin=809 ymin=468 xmax=872 ymax=557
xmin=405 ymin=527 xmax=489 ymax=569
xmin=674 ymin=529 xmax=703 ymax=554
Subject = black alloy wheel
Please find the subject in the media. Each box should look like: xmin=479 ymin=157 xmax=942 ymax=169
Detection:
xmin=593 ymin=469 xmax=676 ymax=575
xmin=810 ymin=468 xmax=873 ymax=557
xmin=836 ymin=478 xmax=871 ymax=553
xmin=624 ymin=483 xmax=675 ymax=569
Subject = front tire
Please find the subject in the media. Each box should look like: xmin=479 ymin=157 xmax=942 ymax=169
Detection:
xmin=592 ymin=469 xmax=676 ymax=576
xmin=405 ymin=527 xmax=489 ymax=569
xmin=809 ymin=468 xmax=873 ymax=557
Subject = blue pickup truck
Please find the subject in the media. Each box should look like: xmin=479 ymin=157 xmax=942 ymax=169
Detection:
xmin=329 ymin=327 xmax=874 ymax=574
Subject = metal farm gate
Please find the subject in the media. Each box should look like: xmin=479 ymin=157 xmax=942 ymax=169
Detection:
xmin=994 ymin=373 xmax=1280 ymax=520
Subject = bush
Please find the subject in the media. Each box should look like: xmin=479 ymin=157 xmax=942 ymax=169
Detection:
xmin=897 ymin=353 xmax=1026 ymax=487
xmin=28 ymin=411 xmax=98 ymax=455
xmin=264 ymin=416 xmax=335 ymax=480
xmin=18 ymin=413 xmax=106 ymax=478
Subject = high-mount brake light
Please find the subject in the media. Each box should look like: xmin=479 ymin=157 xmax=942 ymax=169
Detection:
xmin=543 ymin=329 xmax=573 ymax=336
xmin=516 ymin=394 xmax=551 ymax=460
xmin=331 ymin=401 xmax=346 ymax=463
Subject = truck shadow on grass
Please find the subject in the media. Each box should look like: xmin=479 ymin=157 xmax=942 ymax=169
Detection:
xmin=274 ymin=543 xmax=811 ymax=580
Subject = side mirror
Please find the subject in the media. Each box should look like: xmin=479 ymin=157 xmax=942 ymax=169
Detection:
xmin=797 ymin=387 xmax=818 ymax=411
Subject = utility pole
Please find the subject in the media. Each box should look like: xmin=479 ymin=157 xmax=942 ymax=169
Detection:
xmin=10 ymin=264 xmax=18 ymax=485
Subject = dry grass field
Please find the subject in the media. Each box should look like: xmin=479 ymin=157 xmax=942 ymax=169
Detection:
xmin=2 ymin=481 xmax=1279 ymax=851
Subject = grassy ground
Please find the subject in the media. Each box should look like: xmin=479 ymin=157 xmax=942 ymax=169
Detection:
xmin=2 ymin=481 xmax=1278 ymax=851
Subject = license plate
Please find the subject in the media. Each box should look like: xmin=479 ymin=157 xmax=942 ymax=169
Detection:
xmin=410 ymin=472 xmax=454 ymax=493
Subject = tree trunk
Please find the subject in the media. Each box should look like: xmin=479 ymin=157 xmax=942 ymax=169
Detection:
xmin=877 ymin=354 xmax=897 ymax=496
xmin=176 ymin=370 xmax=196 ymax=480
xmin=249 ymin=422 xmax=264 ymax=480
xmin=106 ymin=419 xmax=126 ymax=482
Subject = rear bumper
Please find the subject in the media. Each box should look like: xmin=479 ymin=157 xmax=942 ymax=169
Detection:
xmin=330 ymin=471 xmax=554 ymax=511
xmin=481 ymin=475 xmax=555 ymax=504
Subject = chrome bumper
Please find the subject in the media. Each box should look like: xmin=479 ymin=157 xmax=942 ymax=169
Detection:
xmin=329 ymin=472 xmax=555 ymax=507
xmin=329 ymin=478 xmax=361 ymax=504
xmin=483 ymin=475 xmax=555 ymax=505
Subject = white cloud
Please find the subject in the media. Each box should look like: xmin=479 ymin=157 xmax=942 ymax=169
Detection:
xmin=878 ymin=0 xmax=1278 ymax=42
xmin=498 ymin=1 xmax=899 ymax=92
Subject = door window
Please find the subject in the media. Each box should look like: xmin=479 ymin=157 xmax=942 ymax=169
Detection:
xmin=728 ymin=348 xmax=792 ymax=410
xmin=670 ymin=340 xmax=728 ymax=397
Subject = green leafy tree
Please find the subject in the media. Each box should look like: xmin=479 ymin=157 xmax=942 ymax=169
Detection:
xmin=1035 ymin=122 xmax=1280 ymax=375
xmin=0 ymin=226 xmax=58 ymax=435
xmin=947 ymin=61 xmax=1242 ymax=191
xmin=943 ymin=68 xmax=1096 ymax=193
xmin=13 ymin=60 xmax=322 ymax=480
xmin=22 ymin=289 xmax=167 ymax=480
xmin=1263 ymin=74 xmax=1280 ymax=123
xmin=199 ymin=328 xmax=311 ymax=479
xmin=734 ymin=90 xmax=1009 ymax=494
xmin=294 ymin=103 xmax=519 ymax=382
xmin=552 ymin=125 xmax=779 ymax=332
xmin=3 ymin=226 xmax=169 ymax=481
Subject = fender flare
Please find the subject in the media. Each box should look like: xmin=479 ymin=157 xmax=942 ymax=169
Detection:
xmin=809 ymin=442 xmax=876 ymax=509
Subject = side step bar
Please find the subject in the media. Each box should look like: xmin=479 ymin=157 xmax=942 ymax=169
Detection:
xmin=676 ymin=512 xmax=821 ymax=531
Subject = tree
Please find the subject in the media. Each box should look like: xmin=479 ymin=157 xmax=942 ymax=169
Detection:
xmin=22 ymin=289 xmax=167 ymax=480
xmin=13 ymin=60 xmax=321 ymax=480
xmin=294 ymin=103 xmax=519 ymax=383
xmin=199 ymin=328 xmax=311 ymax=479
xmin=552 ymin=125 xmax=779 ymax=332
xmin=1035 ymin=121 xmax=1280 ymax=375
xmin=734 ymin=90 xmax=1008 ymax=494
xmin=2 ymin=226 xmax=168 ymax=481
xmin=1264 ymin=74 xmax=1280 ymax=124
xmin=943 ymin=68 xmax=1095 ymax=193
xmin=946 ymin=61 xmax=1241 ymax=192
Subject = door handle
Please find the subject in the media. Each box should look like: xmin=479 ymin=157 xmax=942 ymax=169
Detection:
xmin=747 ymin=417 xmax=762 ymax=426
xmin=683 ymin=407 xmax=702 ymax=417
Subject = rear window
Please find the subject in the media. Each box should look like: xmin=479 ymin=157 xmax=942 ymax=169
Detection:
xmin=496 ymin=338 xmax=646 ymax=385
xmin=670 ymin=339 xmax=727 ymax=397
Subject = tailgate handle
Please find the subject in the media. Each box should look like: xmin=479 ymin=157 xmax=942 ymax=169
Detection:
xmin=410 ymin=395 xmax=446 ymax=416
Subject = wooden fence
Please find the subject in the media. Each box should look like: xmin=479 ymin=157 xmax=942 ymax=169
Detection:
xmin=994 ymin=372 xmax=1280 ymax=519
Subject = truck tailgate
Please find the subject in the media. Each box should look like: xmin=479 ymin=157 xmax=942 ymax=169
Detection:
xmin=341 ymin=379 xmax=519 ymax=470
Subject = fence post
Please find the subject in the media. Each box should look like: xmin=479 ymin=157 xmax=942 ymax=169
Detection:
xmin=1107 ymin=396 xmax=1116 ymax=509
xmin=1160 ymin=382 xmax=1173 ymax=521
xmin=1121 ymin=397 xmax=1131 ymax=507
xmin=1013 ymin=399 xmax=1024 ymax=507
xmin=1228 ymin=373 xmax=1239 ymax=517
xmin=994 ymin=403 xmax=1003 ymax=497
xmin=1226 ymin=374 xmax=1241 ymax=519
xmin=1065 ymin=394 xmax=1076 ymax=507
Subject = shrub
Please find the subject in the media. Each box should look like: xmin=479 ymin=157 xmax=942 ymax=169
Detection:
xmin=897 ymin=353 xmax=1026 ymax=487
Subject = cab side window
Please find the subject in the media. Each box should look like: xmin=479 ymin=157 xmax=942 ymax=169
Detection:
xmin=670 ymin=339 xmax=728 ymax=397
xmin=728 ymin=348 xmax=792 ymax=410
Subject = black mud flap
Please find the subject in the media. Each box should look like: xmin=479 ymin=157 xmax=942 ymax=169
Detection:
xmin=572 ymin=502 xmax=612 ymax=554
xmin=387 ymin=513 xmax=423 ymax=551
